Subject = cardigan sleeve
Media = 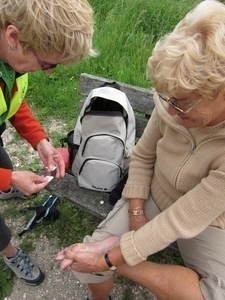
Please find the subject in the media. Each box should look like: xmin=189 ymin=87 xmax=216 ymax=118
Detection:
xmin=0 ymin=168 xmax=12 ymax=190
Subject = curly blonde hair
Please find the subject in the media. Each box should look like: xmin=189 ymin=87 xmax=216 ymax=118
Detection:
xmin=0 ymin=0 xmax=97 ymax=64
xmin=147 ymin=0 xmax=225 ymax=99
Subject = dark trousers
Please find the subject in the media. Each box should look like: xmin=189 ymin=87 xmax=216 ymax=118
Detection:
xmin=0 ymin=215 xmax=11 ymax=251
xmin=0 ymin=122 xmax=13 ymax=252
xmin=0 ymin=122 xmax=13 ymax=169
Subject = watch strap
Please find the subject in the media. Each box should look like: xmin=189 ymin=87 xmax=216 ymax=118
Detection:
xmin=104 ymin=253 xmax=116 ymax=271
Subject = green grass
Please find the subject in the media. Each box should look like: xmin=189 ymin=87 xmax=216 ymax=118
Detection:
xmin=26 ymin=0 xmax=201 ymax=122
xmin=0 ymin=261 xmax=13 ymax=298
xmin=1 ymin=0 xmax=202 ymax=298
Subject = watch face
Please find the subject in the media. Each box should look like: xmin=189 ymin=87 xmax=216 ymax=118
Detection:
xmin=110 ymin=265 xmax=117 ymax=271
xmin=133 ymin=209 xmax=144 ymax=215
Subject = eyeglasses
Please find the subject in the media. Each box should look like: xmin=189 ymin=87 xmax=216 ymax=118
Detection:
xmin=157 ymin=92 xmax=203 ymax=114
xmin=32 ymin=50 xmax=57 ymax=71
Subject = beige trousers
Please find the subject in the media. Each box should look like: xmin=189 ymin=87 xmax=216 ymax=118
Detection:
xmin=73 ymin=198 xmax=225 ymax=300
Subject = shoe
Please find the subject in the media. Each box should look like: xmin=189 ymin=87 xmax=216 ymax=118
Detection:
xmin=0 ymin=187 xmax=37 ymax=200
xmin=4 ymin=248 xmax=45 ymax=285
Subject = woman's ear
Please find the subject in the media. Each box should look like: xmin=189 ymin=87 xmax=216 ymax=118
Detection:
xmin=5 ymin=25 xmax=20 ymax=49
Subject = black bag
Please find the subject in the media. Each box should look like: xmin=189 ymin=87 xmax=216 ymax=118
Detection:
xmin=60 ymin=130 xmax=78 ymax=172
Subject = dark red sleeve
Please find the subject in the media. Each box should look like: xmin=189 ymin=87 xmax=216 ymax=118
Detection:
xmin=9 ymin=101 xmax=49 ymax=149
xmin=0 ymin=168 xmax=12 ymax=190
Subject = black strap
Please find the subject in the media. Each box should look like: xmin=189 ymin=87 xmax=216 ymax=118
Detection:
xmin=18 ymin=195 xmax=60 ymax=236
xmin=99 ymin=81 xmax=121 ymax=90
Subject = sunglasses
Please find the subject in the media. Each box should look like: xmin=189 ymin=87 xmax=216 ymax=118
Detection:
xmin=157 ymin=93 xmax=203 ymax=114
xmin=32 ymin=50 xmax=58 ymax=71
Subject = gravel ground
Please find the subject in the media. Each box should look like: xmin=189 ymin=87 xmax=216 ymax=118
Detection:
xmin=1 ymin=122 xmax=158 ymax=300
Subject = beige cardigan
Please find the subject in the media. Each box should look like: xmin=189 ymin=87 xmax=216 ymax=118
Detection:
xmin=120 ymin=93 xmax=225 ymax=266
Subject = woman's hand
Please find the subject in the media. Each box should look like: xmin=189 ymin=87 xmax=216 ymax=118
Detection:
xmin=56 ymin=243 xmax=89 ymax=270
xmin=36 ymin=139 xmax=65 ymax=178
xmin=56 ymin=243 xmax=106 ymax=272
xmin=56 ymin=236 xmax=121 ymax=271
xmin=11 ymin=170 xmax=49 ymax=195
xmin=57 ymin=248 xmax=107 ymax=273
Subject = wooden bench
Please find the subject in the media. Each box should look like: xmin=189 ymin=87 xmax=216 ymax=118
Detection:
xmin=46 ymin=73 xmax=155 ymax=220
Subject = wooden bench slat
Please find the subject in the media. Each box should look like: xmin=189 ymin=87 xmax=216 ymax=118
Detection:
xmin=46 ymin=173 xmax=111 ymax=220
xmin=135 ymin=115 xmax=149 ymax=138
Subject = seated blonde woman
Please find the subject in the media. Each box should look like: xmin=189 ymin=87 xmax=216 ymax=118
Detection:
xmin=57 ymin=1 xmax=225 ymax=299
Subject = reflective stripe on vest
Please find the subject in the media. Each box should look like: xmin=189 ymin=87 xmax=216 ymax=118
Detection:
xmin=0 ymin=73 xmax=28 ymax=125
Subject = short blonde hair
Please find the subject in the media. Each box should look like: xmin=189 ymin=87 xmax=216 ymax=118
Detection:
xmin=147 ymin=0 xmax=225 ymax=99
xmin=0 ymin=0 xmax=97 ymax=64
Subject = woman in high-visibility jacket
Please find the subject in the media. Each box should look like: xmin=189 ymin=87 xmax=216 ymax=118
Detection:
xmin=0 ymin=0 xmax=95 ymax=287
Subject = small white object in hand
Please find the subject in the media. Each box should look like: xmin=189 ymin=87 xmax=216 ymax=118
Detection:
xmin=45 ymin=176 xmax=54 ymax=182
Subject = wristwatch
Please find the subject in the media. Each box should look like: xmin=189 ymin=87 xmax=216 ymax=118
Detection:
xmin=128 ymin=208 xmax=145 ymax=215
xmin=104 ymin=253 xmax=117 ymax=271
